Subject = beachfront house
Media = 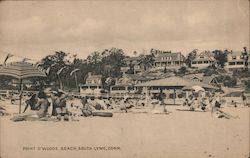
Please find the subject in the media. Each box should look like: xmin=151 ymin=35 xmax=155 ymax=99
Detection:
xmin=154 ymin=51 xmax=184 ymax=70
xmin=225 ymin=51 xmax=250 ymax=72
xmin=191 ymin=51 xmax=215 ymax=69
xmin=110 ymin=74 xmax=149 ymax=97
xmin=79 ymin=73 xmax=103 ymax=96
xmin=135 ymin=76 xmax=217 ymax=105
xmin=183 ymin=73 xmax=219 ymax=86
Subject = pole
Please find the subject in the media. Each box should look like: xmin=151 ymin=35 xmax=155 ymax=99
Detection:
xmin=19 ymin=79 xmax=23 ymax=114
xmin=74 ymin=72 xmax=78 ymax=91
xmin=146 ymin=86 xmax=148 ymax=106
xmin=58 ymin=74 xmax=62 ymax=90
xmin=173 ymin=88 xmax=176 ymax=105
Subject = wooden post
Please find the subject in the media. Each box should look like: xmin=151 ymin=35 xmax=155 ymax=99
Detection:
xmin=19 ymin=79 xmax=23 ymax=114
xmin=173 ymin=88 xmax=176 ymax=105
xmin=74 ymin=72 xmax=78 ymax=91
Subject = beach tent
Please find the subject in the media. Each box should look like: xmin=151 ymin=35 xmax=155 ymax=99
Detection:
xmin=0 ymin=62 xmax=46 ymax=113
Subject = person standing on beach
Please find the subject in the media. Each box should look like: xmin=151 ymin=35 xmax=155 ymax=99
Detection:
xmin=159 ymin=89 xmax=167 ymax=112
xmin=241 ymin=92 xmax=247 ymax=107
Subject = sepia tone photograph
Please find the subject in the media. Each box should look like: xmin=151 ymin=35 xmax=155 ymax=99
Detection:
xmin=0 ymin=0 xmax=249 ymax=158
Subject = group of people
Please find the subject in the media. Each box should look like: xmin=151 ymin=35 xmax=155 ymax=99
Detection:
xmin=9 ymin=87 xmax=249 ymax=121
xmin=22 ymin=88 xmax=70 ymax=121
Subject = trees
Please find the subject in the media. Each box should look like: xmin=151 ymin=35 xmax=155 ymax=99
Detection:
xmin=39 ymin=51 xmax=69 ymax=89
xmin=212 ymin=49 xmax=228 ymax=68
xmin=242 ymin=47 xmax=249 ymax=72
xmin=140 ymin=53 xmax=155 ymax=71
xmin=185 ymin=49 xmax=198 ymax=67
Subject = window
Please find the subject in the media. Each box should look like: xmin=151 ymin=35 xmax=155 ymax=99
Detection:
xmin=128 ymin=87 xmax=134 ymax=91
xmin=236 ymin=62 xmax=244 ymax=65
xmin=232 ymin=56 xmax=236 ymax=60
xmin=229 ymin=62 xmax=235 ymax=65
xmin=198 ymin=61 xmax=202 ymax=64
xmin=90 ymin=86 xmax=97 ymax=89
xmin=200 ymin=55 xmax=204 ymax=59
xmin=192 ymin=61 xmax=197 ymax=64
xmin=204 ymin=61 xmax=209 ymax=64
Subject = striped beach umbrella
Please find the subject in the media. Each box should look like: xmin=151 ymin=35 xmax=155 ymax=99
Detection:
xmin=0 ymin=62 xmax=47 ymax=113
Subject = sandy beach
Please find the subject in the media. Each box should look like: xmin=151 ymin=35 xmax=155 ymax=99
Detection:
xmin=0 ymin=99 xmax=249 ymax=158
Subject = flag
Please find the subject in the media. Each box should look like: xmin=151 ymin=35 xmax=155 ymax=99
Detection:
xmin=70 ymin=68 xmax=80 ymax=76
xmin=57 ymin=67 xmax=66 ymax=75
xmin=3 ymin=53 xmax=14 ymax=64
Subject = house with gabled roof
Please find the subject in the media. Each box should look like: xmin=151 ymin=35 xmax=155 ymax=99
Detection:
xmin=79 ymin=72 xmax=103 ymax=96
xmin=110 ymin=74 xmax=150 ymax=96
xmin=225 ymin=51 xmax=250 ymax=71
xmin=123 ymin=56 xmax=144 ymax=74
xmin=154 ymin=52 xmax=184 ymax=70
xmin=191 ymin=51 xmax=215 ymax=69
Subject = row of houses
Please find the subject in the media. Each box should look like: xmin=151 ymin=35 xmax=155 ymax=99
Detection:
xmin=122 ymin=50 xmax=250 ymax=73
xmin=79 ymin=71 xmax=219 ymax=100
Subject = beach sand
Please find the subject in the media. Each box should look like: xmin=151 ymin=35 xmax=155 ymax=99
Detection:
xmin=0 ymin=100 xmax=249 ymax=158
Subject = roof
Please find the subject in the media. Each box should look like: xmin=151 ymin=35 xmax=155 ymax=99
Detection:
xmin=111 ymin=84 xmax=133 ymax=87
xmin=193 ymin=51 xmax=215 ymax=61
xmin=227 ymin=51 xmax=244 ymax=56
xmin=124 ymin=56 xmax=142 ymax=61
xmin=155 ymin=52 xmax=182 ymax=61
xmin=183 ymin=74 xmax=218 ymax=85
xmin=87 ymin=75 xmax=102 ymax=80
xmin=124 ymin=74 xmax=149 ymax=81
xmin=79 ymin=83 xmax=102 ymax=87
xmin=183 ymin=73 xmax=204 ymax=80
xmin=202 ymin=76 xmax=217 ymax=84
xmin=135 ymin=76 xmax=217 ymax=89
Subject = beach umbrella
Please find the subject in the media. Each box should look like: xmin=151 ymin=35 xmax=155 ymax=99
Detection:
xmin=192 ymin=85 xmax=205 ymax=92
xmin=0 ymin=62 xmax=47 ymax=113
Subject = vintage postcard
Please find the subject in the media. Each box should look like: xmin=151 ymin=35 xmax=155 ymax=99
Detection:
xmin=0 ymin=0 xmax=249 ymax=158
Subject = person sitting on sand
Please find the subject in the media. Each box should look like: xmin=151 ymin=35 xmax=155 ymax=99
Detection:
xmin=35 ymin=91 xmax=50 ymax=118
xmin=81 ymin=97 xmax=96 ymax=117
xmin=23 ymin=93 xmax=38 ymax=113
xmin=105 ymin=97 xmax=114 ymax=109
xmin=95 ymin=97 xmax=107 ymax=110
xmin=54 ymin=91 xmax=71 ymax=121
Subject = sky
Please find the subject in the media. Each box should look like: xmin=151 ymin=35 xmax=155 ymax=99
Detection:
xmin=0 ymin=0 xmax=249 ymax=63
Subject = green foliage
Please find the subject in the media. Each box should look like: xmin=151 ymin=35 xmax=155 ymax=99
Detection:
xmin=185 ymin=49 xmax=197 ymax=67
xmin=176 ymin=66 xmax=188 ymax=76
xmin=212 ymin=49 xmax=228 ymax=68
xmin=245 ymin=80 xmax=250 ymax=91
xmin=38 ymin=48 xmax=126 ymax=90
xmin=140 ymin=53 xmax=155 ymax=71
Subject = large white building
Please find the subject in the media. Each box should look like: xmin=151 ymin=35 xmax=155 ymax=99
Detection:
xmin=225 ymin=51 xmax=250 ymax=71
xmin=154 ymin=52 xmax=184 ymax=70
xmin=79 ymin=73 xmax=103 ymax=96
xmin=191 ymin=51 xmax=215 ymax=69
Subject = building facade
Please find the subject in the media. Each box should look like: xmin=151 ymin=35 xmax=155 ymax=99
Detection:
xmin=154 ymin=52 xmax=184 ymax=69
xmin=191 ymin=51 xmax=215 ymax=69
xmin=225 ymin=51 xmax=250 ymax=71
xmin=79 ymin=73 xmax=103 ymax=96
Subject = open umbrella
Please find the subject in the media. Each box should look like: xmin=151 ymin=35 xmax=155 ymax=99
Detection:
xmin=0 ymin=62 xmax=46 ymax=113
